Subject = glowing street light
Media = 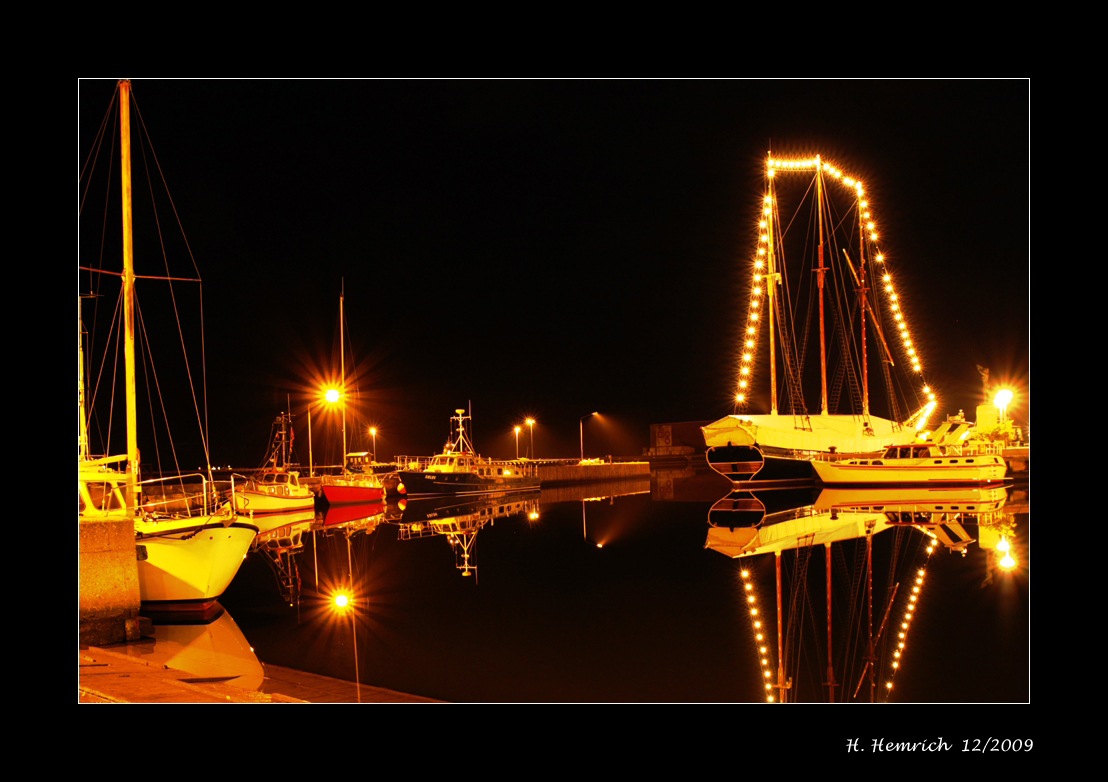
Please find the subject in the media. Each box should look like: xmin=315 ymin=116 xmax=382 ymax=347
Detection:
xmin=368 ymin=426 xmax=377 ymax=463
xmin=580 ymin=411 xmax=598 ymax=461
xmin=323 ymin=386 xmax=348 ymax=473
xmin=994 ymin=389 xmax=1014 ymax=423
xmin=514 ymin=425 xmax=521 ymax=460
xmin=526 ymin=418 xmax=535 ymax=459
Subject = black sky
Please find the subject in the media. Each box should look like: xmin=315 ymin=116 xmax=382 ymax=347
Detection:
xmin=79 ymin=78 xmax=1028 ymax=469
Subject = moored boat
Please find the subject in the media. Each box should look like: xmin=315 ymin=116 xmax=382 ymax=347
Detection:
xmin=395 ymin=409 xmax=541 ymax=497
xmin=80 ymin=80 xmax=256 ymax=618
xmin=321 ymin=454 xmax=386 ymax=505
xmin=811 ymin=444 xmax=1006 ymax=486
xmin=229 ymin=413 xmax=316 ymax=521
xmin=703 ymin=153 xmax=939 ymax=477
xmin=232 ymin=467 xmax=316 ymax=515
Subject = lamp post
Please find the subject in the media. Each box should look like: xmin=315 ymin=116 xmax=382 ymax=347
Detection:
xmin=369 ymin=427 xmax=377 ymax=463
xmin=514 ymin=426 xmax=521 ymax=459
xmin=526 ymin=418 xmax=535 ymax=459
xmin=580 ymin=411 xmax=598 ymax=461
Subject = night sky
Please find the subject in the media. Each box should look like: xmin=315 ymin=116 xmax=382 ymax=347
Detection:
xmin=79 ymin=79 xmax=1028 ymax=470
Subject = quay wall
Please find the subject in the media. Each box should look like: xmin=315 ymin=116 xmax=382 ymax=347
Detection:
xmin=79 ymin=518 xmax=143 ymax=646
xmin=537 ymin=461 xmax=649 ymax=486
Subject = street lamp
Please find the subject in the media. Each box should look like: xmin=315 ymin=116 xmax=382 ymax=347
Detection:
xmin=526 ymin=418 xmax=535 ymax=459
xmin=311 ymin=386 xmax=345 ymax=476
xmin=994 ymin=389 xmax=1014 ymax=423
xmin=514 ymin=426 xmax=521 ymax=460
xmin=369 ymin=426 xmax=377 ymax=463
xmin=580 ymin=411 xmax=598 ymax=461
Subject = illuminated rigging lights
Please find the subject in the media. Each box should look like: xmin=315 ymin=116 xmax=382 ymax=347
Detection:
xmin=883 ymin=542 xmax=936 ymax=700
xmin=740 ymin=568 xmax=778 ymax=702
xmin=736 ymin=156 xmax=932 ymax=414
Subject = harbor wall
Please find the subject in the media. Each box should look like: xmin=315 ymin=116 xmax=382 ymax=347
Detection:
xmin=79 ymin=518 xmax=143 ymax=645
xmin=537 ymin=461 xmax=649 ymax=486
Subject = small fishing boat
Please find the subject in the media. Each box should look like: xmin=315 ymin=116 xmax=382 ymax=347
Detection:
xmin=321 ymin=455 xmax=386 ymax=505
xmin=395 ymin=409 xmax=541 ymax=497
xmin=233 ymin=467 xmax=315 ymax=515
xmin=811 ymin=444 xmax=1006 ymax=486
xmin=229 ymin=413 xmax=315 ymax=520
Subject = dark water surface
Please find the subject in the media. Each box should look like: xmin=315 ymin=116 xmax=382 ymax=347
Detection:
xmin=217 ymin=472 xmax=1029 ymax=703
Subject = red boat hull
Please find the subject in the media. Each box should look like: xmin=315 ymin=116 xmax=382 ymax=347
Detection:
xmin=321 ymin=482 xmax=385 ymax=505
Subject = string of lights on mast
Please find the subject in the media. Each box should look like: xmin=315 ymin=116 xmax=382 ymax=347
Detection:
xmin=737 ymin=155 xmax=936 ymax=429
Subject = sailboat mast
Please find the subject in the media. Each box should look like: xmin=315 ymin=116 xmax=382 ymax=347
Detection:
xmin=858 ymin=198 xmax=870 ymax=418
xmin=766 ymin=161 xmax=778 ymax=415
xmin=815 ymin=158 xmax=829 ymax=416
xmin=120 ymin=79 xmax=138 ymax=512
xmin=340 ymin=289 xmax=347 ymax=469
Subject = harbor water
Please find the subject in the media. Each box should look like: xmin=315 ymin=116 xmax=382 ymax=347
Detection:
xmin=195 ymin=467 xmax=1029 ymax=703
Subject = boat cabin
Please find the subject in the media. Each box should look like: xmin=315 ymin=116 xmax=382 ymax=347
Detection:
xmin=259 ymin=470 xmax=301 ymax=487
xmin=882 ymin=445 xmax=941 ymax=460
xmin=80 ymin=473 xmax=127 ymax=517
xmin=427 ymin=453 xmax=477 ymax=473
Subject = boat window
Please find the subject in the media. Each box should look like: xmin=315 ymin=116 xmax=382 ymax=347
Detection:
xmin=86 ymin=482 xmax=124 ymax=511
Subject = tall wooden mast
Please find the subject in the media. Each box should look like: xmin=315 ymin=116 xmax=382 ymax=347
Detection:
xmin=120 ymin=79 xmax=138 ymax=512
xmin=766 ymin=159 xmax=778 ymax=415
xmin=340 ymin=287 xmax=348 ymax=470
xmin=815 ymin=157 xmax=829 ymax=416
xmin=858 ymin=195 xmax=870 ymax=418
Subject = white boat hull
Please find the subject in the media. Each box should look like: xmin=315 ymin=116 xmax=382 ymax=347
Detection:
xmin=135 ymin=517 xmax=258 ymax=606
xmin=812 ymin=455 xmax=1006 ymax=486
xmin=702 ymin=413 xmax=917 ymax=453
xmin=232 ymin=489 xmax=315 ymax=515
xmin=706 ymin=511 xmax=893 ymax=558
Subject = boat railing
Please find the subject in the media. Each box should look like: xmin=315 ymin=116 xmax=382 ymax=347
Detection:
xmin=395 ymin=455 xmax=434 ymax=472
xmin=138 ymin=472 xmax=223 ymax=517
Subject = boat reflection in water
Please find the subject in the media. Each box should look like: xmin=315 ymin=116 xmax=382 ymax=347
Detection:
xmin=113 ymin=604 xmax=265 ymax=692
xmin=252 ymin=509 xmax=317 ymax=605
xmin=705 ymin=484 xmax=1021 ymax=702
xmin=395 ymin=491 xmax=541 ymax=578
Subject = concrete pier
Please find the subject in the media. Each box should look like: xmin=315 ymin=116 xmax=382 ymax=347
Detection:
xmin=536 ymin=461 xmax=649 ymax=486
xmin=78 ymin=518 xmax=143 ymax=646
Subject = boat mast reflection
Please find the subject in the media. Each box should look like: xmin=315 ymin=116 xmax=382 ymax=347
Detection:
xmin=705 ymin=484 xmax=1017 ymax=702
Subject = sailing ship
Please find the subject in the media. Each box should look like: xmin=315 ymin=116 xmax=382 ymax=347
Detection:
xmin=79 ymin=80 xmax=257 ymax=617
xmin=394 ymin=409 xmax=541 ymax=497
xmin=229 ymin=413 xmax=316 ymax=520
xmin=703 ymin=154 xmax=935 ymax=480
xmin=319 ymin=292 xmax=387 ymax=505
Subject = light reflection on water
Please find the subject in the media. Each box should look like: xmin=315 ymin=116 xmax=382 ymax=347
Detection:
xmin=202 ymin=470 xmax=1027 ymax=703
